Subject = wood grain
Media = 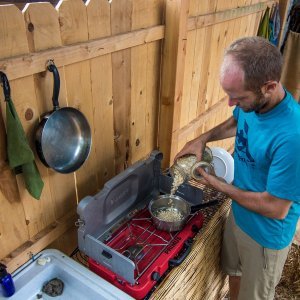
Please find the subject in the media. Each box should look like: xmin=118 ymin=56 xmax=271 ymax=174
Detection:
xmin=0 ymin=4 xmax=30 ymax=259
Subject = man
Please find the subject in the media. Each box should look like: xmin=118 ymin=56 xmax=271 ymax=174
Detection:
xmin=175 ymin=37 xmax=300 ymax=300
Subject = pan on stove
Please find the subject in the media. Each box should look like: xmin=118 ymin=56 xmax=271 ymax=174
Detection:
xmin=35 ymin=63 xmax=91 ymax=174
xmin=149 ymin=194 xmax=218 ymax=232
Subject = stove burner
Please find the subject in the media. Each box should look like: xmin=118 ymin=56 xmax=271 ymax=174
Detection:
xmin=123 ymin=244 xmax=144 ymax=261
xmin=88 ymin=208 xmax=204 ymax=299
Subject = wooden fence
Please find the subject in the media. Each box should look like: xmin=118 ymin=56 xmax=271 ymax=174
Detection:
xmin=0 ymin=0 xmax=276 ymax=274
xmin=0 ymin=0 xmax=164 ymax=270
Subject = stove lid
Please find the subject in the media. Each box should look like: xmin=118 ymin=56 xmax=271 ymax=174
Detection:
xmin=77 ymin=151 xmax=163 ymax=247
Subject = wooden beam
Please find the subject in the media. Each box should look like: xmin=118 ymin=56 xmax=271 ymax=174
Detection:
xmin=0 ymin=209 xmax=77 ymax=273
xmin=158 ymin=0 xmax=190 ymax=168
xmin=188 ymin=1 xmax=276 ymax=31
xmin=0 ymin=25 xmax=164 ymax=80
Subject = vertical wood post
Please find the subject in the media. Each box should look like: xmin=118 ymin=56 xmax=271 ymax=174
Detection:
xmin=158 ymin=0 xmax=190 ymax=168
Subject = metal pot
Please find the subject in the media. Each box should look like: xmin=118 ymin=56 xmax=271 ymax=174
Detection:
xmin=35 ymin=62 xmax=91 ymax=174
xmin=148 ymin=194 xmax=217 ymax=232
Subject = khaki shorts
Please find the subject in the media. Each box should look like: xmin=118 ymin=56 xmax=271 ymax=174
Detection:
xmin=221 ymin=209 xmax=291 ymax=300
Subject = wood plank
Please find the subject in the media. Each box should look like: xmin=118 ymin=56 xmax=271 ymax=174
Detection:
xmin=159 ymin=0 xmax=190 ymax=168
xmin=57 ymin=0 xmax=98 ymax=200
xmin=141 ymin=0 xmax=165 ymax=154
xmin=145 ymin=41 xmax=161 ymax=155
xmin=1 ymin=4 xmax=56 ymax=242
xmin=1 ymin=209 xmax=77 ymax=273
xmin=24 ymin=2 xmax=77 ymax=223
xmin=177 ymin=96 xmax=228 ymax=141
xmin=205 ymin=23 xmax=222 ymax=109
xmin=0 ymin=25 xmax=165 ymax=81
xmin=0 ymin=6 xmax=29 ymax=219
xmin=189 ymin=27 xmax=205 ymax=122
xmin=130 ymin=0 xmax=164 ymax=162
xmin=180 ymin=29 xmax=196 ymax=128
xmin=196 ymin=25 xmax=213 ymax=117
xmin=111 ymin=0 xmax=133 ymax=172
xmin=130 ymin=44 xmax=148 ymax=162
xmin=86 ymin=0 xmax=115 ymax=187
xmin=188 ymin=0 xmax=275 ymax=31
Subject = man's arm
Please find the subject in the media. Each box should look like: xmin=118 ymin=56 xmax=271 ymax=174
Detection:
xmin=199 ymin=169 xmax=292 ymax=220
xmin=175 ymin=116 xmax=237 ymax=161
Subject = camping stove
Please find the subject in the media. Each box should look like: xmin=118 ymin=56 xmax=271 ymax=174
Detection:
xmin=77 ymin=151 xmax=215 ymax=299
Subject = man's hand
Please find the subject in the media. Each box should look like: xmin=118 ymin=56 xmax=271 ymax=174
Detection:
xmin=197 ymin=167 xmax=227 ymax=190
xmin=174 ymin=137 xmax=206 ymax=162
xmin=198 ymin=168 xmax=292 ymax=220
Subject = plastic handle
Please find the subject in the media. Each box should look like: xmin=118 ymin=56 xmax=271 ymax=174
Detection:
xmin=190 ymin=199 xmax=218 ymax=213
xmin=47 ymin=64 xmax=60 ymax=109
xmin=169 ymin=238 xmax=193 ymax=267
xmin=0 ymin=72 xmax=11 ymax=101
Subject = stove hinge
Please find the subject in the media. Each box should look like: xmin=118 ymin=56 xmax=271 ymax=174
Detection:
xmin=75 ymin=219 xmax=85 ymax=227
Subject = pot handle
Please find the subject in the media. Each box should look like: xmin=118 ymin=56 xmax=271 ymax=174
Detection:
xmin=0 ymin=72 xmax=11 ymax=101
xmin=169 ymin=238 xmax=193 ymax=267
xmin=47 ymin=62 xmax=60 ymax=110
xmin=190 ymin=199 xmax=218 ymax=213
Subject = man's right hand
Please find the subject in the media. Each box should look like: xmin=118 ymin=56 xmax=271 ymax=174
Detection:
xmin=174 ymin=136 xmax=207 ymax=162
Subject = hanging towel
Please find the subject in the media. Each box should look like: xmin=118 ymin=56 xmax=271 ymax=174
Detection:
xmin=258 ymin=7 xmax=271 ymax=39
xmin=0 ymin=72 xmax=44 ymax=200
xmin=281 ymin=31 xmax=300 ymax=102
xmin=269 ymin=4 xmax=281 ymax=45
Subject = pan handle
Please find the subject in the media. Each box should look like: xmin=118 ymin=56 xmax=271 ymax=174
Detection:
xmin=0 ymin=72 xmax=11 ymax=101
xmin=190 ymin=199 xmax=218 ymax=213
xmin=47 ymin=63 xmax=60 ymax=110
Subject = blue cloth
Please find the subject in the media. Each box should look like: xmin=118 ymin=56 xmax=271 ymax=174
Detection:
xmin=269 ymin=4 xmax=281 ymax=45
xmin=232 ymin=91 xmax=300 ymax=250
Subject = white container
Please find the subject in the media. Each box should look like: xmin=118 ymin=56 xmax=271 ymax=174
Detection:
xmin=0 ymin=249 xmax=133 ymax=300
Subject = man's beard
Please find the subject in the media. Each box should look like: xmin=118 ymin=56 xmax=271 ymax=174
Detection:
xmin=244 ymin=90 xmax=268 ymax=113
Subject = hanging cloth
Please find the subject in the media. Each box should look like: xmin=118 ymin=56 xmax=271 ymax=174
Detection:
xmin=269 ymin=3 xmax=281 ymax=45
xmin=257 ymin=7 xmax=271 ymax=39
xmin=281 ymin=31 xmax=300 ymax=102
xmin=0 ymin=72 xmax=44 ymax=200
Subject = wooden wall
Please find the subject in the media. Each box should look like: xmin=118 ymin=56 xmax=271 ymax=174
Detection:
xmin=0 ymin=0 xmax=276 ymax=273
xmin=0 ymin=0 xmax=164 ymax=271
xmin=159 ymin=0 xmax=276 ymax=167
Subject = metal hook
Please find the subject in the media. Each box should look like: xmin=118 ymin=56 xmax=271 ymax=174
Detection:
xmin=46 ymin=59 xmax=55 ymax=70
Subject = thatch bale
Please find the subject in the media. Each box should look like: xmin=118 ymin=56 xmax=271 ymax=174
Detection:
xmin=275 ymin=243 xmax=300 ymax=300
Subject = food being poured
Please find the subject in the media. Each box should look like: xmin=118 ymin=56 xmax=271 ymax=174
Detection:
xmin=170 ymin=147 xmax=214 ymax=195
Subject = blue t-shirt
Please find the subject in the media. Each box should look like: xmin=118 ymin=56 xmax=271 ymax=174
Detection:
xmin=232 ymin=91 xmax=300 ymax=250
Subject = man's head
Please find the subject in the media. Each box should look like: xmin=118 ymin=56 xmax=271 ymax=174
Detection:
xmin=220 ymin=37 xmax=283 ymax=113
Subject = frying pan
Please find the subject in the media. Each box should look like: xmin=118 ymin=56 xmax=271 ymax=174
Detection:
xmin=35 ymin=63 xmax=91 ymax=173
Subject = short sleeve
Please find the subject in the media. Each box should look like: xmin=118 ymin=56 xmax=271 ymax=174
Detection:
xmin=267 ymin=134 xmax=300 ymax=202
xmin=233 ymin=107 xmax=240 ymax=120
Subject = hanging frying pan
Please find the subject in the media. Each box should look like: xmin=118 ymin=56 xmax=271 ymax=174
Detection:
xmin=35 ymin=62 xmax=91 ymax=174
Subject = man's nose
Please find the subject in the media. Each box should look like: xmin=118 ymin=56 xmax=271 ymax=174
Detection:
xmin=228 ymin=98 xmax=238 ymax=107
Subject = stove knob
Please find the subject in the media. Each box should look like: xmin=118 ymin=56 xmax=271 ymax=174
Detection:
xmin=151 ymin=272 xmax=160 ymax=281
xmin=192 ymin=224 xmax=199 ymax=233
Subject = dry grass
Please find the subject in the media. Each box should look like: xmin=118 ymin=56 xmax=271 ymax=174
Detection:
xmin=275 ymin=243 xmax=300 ymax=300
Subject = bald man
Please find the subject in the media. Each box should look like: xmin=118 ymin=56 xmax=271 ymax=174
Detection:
xmin=175 ymin=37 xmax=300 ymax=300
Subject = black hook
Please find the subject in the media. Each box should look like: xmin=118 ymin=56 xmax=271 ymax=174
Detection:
xmin=0 ymin=71 xmax=11 ymax=101
xmin=46 ymin=61 xmax=60 ymax=110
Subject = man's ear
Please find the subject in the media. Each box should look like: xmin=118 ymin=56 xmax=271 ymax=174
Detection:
xmin=261 ymin=81 xmax=277 ymax=97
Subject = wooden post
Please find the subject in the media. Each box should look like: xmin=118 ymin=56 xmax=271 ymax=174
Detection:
xmin=158 ymin=0 xmax=190 ymax=168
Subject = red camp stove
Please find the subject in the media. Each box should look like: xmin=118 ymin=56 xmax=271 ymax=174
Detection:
xmin=77 ymin=151 xmax=217 ymax=299
xmin=89 ymin=207 xmax=204 ymax=299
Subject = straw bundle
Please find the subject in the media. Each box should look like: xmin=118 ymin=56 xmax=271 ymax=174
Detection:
xmin=150 ymin=183 xmax=231 ymax=300
xmin=275 ymin=243 xmax=300 ymax=300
